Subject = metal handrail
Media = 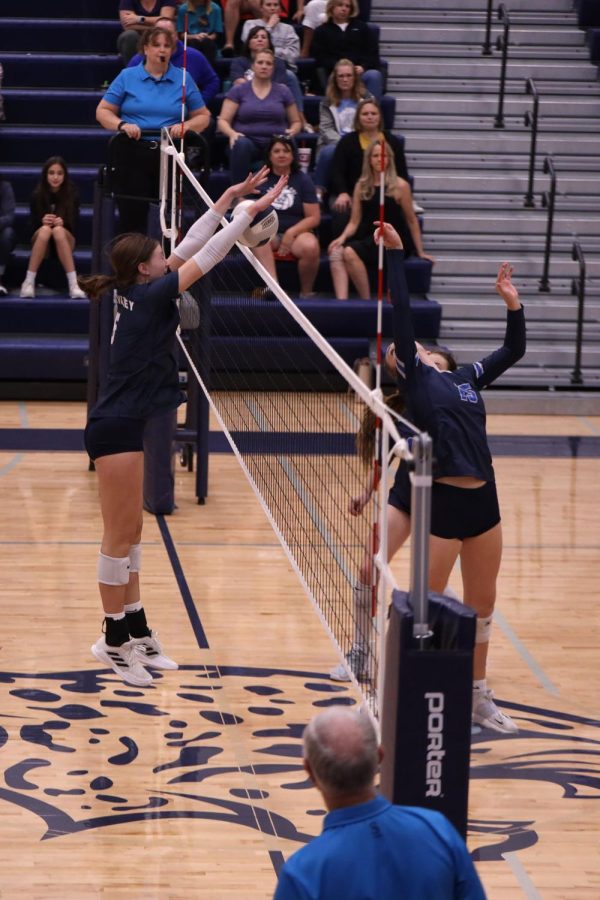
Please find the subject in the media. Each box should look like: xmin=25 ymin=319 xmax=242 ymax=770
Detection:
xmin=494 ymin=5 xmax=511 ymax=128
xmin=539 ymin=156 xmax=556 ymax=292
xmin=524 ymin=78 xmax=539 ymax=207
xmin=483 ymin=0 xmax=494 ymax=55
xmin=571 ymin=242 xmax=586 ymax=385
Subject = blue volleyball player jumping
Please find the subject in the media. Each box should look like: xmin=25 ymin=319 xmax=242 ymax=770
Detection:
xmin=79 ymin=168 xmax=287 ymax=686
xmin=335 ymin=221 xmax=525 ymax=734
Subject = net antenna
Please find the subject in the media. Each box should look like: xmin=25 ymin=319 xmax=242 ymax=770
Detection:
xmin=159 ymin=128 xmax=428 ymax=718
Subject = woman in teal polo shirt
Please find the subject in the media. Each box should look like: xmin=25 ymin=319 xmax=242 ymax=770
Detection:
xmin=97 ymin=26 xmax=210 ymax=233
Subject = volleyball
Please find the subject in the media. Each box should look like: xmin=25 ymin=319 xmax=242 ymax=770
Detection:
xmin=232 ymin=199 xmax=278 ymax=248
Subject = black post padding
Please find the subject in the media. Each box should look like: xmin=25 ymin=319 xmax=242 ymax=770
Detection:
xmin=193 ymin=278 xmax=212 ymax=503
xmin=143 ymin=409 xmax=177 ymax=515
xmin=380 ymin=590 xmax=476 ymax=839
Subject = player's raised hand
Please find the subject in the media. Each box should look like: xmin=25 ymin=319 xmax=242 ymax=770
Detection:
xmin=495 ymin=262 xmax=521 ymax=310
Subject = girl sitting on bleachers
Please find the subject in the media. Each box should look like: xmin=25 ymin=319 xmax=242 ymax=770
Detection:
xmin=20 ymin=157 xmax=85 ymax=299
xmin=327 ymin=140 xmax=433 ymax=300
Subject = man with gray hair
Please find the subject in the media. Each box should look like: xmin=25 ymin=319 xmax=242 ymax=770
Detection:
xmin=274 ymin=707 xmax=486 ymax=899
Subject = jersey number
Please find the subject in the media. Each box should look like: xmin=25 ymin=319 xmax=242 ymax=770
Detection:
xmin=457 ymin=383 xmax=478 ymax=403
xmin=110 ymin=310 xmax=121 ymax=345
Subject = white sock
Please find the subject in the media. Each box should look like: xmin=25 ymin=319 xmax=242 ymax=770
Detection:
xmin=66 ymin=271 xmax=78 ymax=289
xmin=105 ymin=610 xmax=126 ymax=621
xmin=124 ymin=600 xmax=143 ymax=614
xmin=24 ymin=270 xmax=36 ymax=285
xmin=473 ymin=679 xmax=487 ymax=695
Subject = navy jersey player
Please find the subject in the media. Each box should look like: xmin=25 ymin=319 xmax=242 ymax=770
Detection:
xmin=79 ymin=168 xmax=287 ymax=686
xmin=335 ymin=221 xmax=525 ymax=735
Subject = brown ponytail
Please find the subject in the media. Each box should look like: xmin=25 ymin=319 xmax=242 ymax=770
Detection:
xmin=356 ymin=390 xmax=405 ymax=468
xmin=77 ymin=233 xmax=159 ymax=301
xmin=77 ymin=274 xmax=117 ymax=301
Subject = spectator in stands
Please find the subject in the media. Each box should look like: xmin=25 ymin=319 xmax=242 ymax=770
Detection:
xmin=230 ymin=25 xmax=289 ymax=83
xmin=314 ymin=59 xmax=370 ymax=200
xmin=311 ymin=0 xmax=382 ymax=99
xmin=0 ymin=176 xmax=16 ymax=295
xmin=329 ymin=98 xmax=408 ymax=236
xmin=175 ymin=0 xmax=223 ymax=65
xmin=19 ymin=158 xmax=85 ymax=300
xmin=97 ymin=26 xmax=210 ymax=234
xmin=117 ymin=0 xmax=176 ymax=64
xmin=128 ymin=16 xmax=220 ymax=105
xmin=233 ymin=19 xmax=309 ymax=131
xmin=218 ymin=49 xmax=301 ymax=182
xmin=221 ymin=0 xmax=263 ymax=57
xmin=328 ymin=140 xmax=432 ymax=300
xmin=296 ymin=0 xmax=327 ymax=57
xmin=274 ymin=707 xmax=486 ymax=899
xmin=251 ymin=135 xmax=321 ymax=295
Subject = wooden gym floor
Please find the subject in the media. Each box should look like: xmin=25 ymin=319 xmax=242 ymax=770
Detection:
xmin=0 ymin=401 xmax=598 ymax=899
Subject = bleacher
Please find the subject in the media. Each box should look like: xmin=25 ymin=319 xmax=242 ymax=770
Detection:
xmin=0 ymin=0 xmax=440 ymax=396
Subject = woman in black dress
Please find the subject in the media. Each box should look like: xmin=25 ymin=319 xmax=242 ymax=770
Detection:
xmin=328 ymin=140 xmax=433 ymax=300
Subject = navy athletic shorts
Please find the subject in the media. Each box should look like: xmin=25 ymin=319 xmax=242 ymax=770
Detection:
xmin=84 ymin=416 xmax=146 ymax=461
xmin=388 ymin=471 xmax=500 ymax=540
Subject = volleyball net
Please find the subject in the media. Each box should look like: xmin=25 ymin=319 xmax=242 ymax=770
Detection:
xmin=159 ymin=130 xmax=432 ymax=716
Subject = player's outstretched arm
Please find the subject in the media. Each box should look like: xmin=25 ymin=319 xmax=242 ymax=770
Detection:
xmin=168 ymin=168 xmax=273 ymax=270
xmin=175 ymin=176 xmax=288 ymax=292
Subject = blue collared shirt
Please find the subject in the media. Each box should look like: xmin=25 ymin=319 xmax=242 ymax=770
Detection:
xmin=103 ymin=62 xmax=205 ymax=134
xmin=274 ymin=795 xmax=486 ymax=899
xmin=127 ymin=41 xmax=220 ymax=104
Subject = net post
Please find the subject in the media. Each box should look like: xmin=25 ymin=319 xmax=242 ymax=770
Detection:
xmin=409 ymin=432 xmax=433 ymax=642
xmin=376 ymin=416 xmax=391 ymax=720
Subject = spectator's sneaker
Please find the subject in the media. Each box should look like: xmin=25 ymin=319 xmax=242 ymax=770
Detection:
xmin=131 ymin=631 xmax=178 ymax=670
xmin=413 ymin=201 xmax=425 ymax=214
xmin=70 ymin=285 xmax=87 ymax=299
xmin=0 ymin=282 xmax=7 ymax=296
xmin=20 ymin=281 xmax=35 ymax=298
xmin=472 ymin=689 xmax=518 ymax=734
xmin=91 ymin=636 xmax=153 ymax=686
xmin=330 ymin=644 xmax=367 ymax=682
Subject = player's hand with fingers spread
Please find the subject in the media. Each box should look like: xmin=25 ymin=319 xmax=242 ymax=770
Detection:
xmin=229 ymin=167 xmax=270 ymax=201
xmin=495 ymin=261 xmax=521 ymax=310
xmin=373 ymin=221 xmax=404 ymax=250
xmin=251 ymin=174 xmax=288 ymax=215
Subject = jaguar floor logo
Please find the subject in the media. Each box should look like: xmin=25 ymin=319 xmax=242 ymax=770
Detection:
xmin=0 ymin=666 xmax=598 ymax=862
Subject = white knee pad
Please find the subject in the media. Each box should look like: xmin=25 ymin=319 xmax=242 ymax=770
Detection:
xmin=97 ymin=552 xmax=130 ymax=586
xmin=128 ymin=543 xmax=142 ymax=573
xmin=475 ymin=614 xmax=493 ymax=644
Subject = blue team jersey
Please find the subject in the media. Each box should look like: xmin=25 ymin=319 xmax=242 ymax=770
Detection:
xmin=387 ymin=250 xmax=526 ymax=481
xmin=90 ymin=270 xmax=184 ymax=421
xmin=274 ymin=795 xmax=486 ymax=900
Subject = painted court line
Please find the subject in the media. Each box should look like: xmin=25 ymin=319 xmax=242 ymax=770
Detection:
xmin=503 ymin=852 xmax=543 ymax=900
xmin=494 ymin=609 xmax=559 ymax=696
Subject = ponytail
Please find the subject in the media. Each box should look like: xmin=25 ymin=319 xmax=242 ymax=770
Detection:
xmin=356 ymin=390 xmax=405 ymax=468
xmin=77 ymin=274 xmax=117 ymax=301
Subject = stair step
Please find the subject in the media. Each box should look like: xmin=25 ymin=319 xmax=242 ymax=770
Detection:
xmin=372 ymin=0 xmax=574 ymax=12
xmin=428 ymin=253 xmax=600 ymax=278
xmin=388 ymin=78 xmax=600 ymax=95
xmin=381 ymin=25 xmax=584 ymax=46
xmin=388 ymin=59 xmax=594 ymax=79
xmin=393 ymin=96 xmax=600 ymax=117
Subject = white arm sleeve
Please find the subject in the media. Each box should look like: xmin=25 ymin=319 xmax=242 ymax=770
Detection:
xmin=192 ymin=210 xmax=252 ymax=275
xmin=173 ymin=208 xmax=222 ymax=261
